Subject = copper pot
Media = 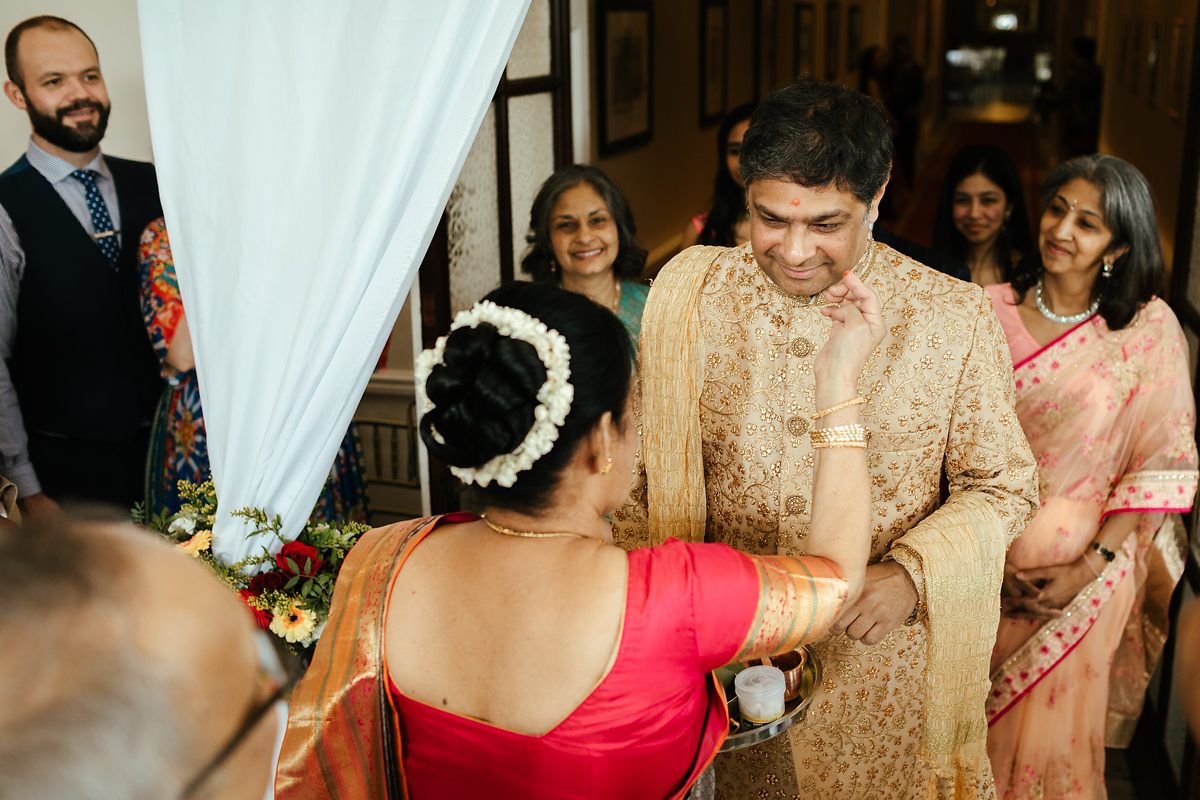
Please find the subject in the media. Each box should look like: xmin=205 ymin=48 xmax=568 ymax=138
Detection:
xmin=750 ymin=649 xmax=807 ymax=702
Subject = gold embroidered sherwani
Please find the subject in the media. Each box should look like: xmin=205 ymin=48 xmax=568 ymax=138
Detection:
xmin=614 ymin=242 xmax=1038 ymax=799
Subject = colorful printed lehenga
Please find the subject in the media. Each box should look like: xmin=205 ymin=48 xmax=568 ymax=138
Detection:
xmin=985 ymin=284 xmax=1198 ymax=798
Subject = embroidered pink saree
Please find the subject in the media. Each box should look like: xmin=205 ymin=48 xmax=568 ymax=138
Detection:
xmin=984 ymin=285 xmax=1198 ymax=799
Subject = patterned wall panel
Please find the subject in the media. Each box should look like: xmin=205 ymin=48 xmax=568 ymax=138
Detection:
xmin=447 ymin=104 xmax=502 ymax=313
xmin=508 ymin=92 xmax=557 ymax=276
xmin=507 ymin=0 xmax=552 ymax=80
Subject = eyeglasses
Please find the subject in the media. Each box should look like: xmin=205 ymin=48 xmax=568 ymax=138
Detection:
xmin=180 ymin=633 xmax=306 ymax=798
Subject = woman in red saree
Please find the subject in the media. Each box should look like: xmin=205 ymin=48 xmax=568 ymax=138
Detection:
xmin=985 ymin=155 xmax=1198 ymax=798
xmin=276 ymin=274 xmax=884 ymax=799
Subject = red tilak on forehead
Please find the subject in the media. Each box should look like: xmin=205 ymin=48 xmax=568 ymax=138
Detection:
xmin=791 ymin=198 xmax=801 ymax=206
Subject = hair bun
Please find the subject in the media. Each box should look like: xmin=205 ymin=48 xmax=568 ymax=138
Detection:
xmin=419 ymin=323 xmax=547 ymax=469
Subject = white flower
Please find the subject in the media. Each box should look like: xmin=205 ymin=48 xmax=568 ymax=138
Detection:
xmin=168 ymin=516 xmax=196 ymax=535
xmin=269 ymin=603 xmax=317 ymax=644
xmin=416 ymin=300 xmax=573 ymax=488
xmin=299 ymin=618 xmax=328 ymax=648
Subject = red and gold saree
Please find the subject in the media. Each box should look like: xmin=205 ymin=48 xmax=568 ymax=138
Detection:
xmin=276 ymin=514 xmax=850 ymax=798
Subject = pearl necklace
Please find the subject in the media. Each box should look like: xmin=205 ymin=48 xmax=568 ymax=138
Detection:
xmin=1035 ymin=279 xmax=1099 ymax=325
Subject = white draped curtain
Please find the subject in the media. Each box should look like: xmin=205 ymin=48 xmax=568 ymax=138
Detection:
xmin=137 ymin=1 xmax=530 ymax=563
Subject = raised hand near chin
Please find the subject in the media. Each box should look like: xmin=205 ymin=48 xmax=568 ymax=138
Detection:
xmin=815 ymin=271 xmax=885 ymax=384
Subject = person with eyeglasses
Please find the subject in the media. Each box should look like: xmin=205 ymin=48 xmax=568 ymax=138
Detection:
xmin=0 ymin=517 xmax=302 ymax=799
xmin=275 ymin=276 xmax=882 ymax=799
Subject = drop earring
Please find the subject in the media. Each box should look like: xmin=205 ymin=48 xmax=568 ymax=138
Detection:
xmin=1101 ymin=259 xmax=1114 ymax=278
xmin=600 ymin=456 xmax=613 ymax=475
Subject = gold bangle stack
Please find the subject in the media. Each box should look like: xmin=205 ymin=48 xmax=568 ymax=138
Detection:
xmin=809 ymin=424 xmax=868 ymax=448
xmin=811 ymin=396 xmax=868 ymax=421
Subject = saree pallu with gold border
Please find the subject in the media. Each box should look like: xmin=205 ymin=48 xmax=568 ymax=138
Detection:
xmin=274 ymin=515 xmax=438 ymax=799
xmin=276 ymin=513 xmax=850 ymax=799
xmin=985 ymin=288 xmax=1198 ymax=798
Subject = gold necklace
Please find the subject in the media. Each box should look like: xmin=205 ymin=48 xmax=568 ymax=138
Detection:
xmin=609 ymin=280 xmax=622 ymax=312
xmin=481 ymin=515 xmax=590 ymax=540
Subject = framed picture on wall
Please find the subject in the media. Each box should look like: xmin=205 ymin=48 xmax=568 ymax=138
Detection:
xmin=794 ymin=3 xmax=816 ymax=78
xmin=1146 ymin=20 xmax=1163 ymax=107
xmin=824 ymin=2 xmax=840 ymax=80
xmin=753 ymin=0 xmax=779 ymax=98
xmin=1165 ymin=17 xmax=1188 ymax=122
xmin=700 ymin=0 xmax=729 ymax=125
xmin=1128 ymin=20 xmax=1144 ymax=98
xmin=597 ymin=2 xmax=653 ymax=157
xmin=923 ymin=3 xmax=936 ymax=71
xmin=846 ymin=5 xmax=862 ymax=71
xmin=1116 ymin=23 xmax=1130 ymax=87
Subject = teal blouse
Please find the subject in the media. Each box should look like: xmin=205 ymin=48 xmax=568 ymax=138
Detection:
xmin=616 ymin=279 xmax=650 ymax=349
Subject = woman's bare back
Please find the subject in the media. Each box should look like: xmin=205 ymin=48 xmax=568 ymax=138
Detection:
xmin=385 ymin=521 xmax=628 ymax=735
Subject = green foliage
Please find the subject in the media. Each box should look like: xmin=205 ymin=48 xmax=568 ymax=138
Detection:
xmin=138 ymin=479 xmax=368 ymax=650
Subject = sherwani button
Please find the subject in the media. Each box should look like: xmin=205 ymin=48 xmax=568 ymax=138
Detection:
xmin=786 ymin=417 xmax=810 ymax=436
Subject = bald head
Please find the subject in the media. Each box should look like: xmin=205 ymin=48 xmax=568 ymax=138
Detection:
xmin=0 ymin=519 xmax=275 ymax=799
xmin=4 ymin=16 xmax=97 ymax=90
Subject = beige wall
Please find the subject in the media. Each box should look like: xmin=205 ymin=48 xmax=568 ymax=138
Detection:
xmin=1096 ymin=0 xmax=1195 ymax=267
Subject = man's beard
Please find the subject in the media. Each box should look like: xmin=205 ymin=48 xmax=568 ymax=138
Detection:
xmin=26 ymin=98 xmax=110 ymax=153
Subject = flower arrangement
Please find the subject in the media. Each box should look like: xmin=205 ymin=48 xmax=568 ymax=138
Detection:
xmin=136 ymin=480 xmax=369 ymax=651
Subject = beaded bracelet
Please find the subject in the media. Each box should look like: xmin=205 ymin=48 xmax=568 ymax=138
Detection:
xmin=809 ymin=424 xmax=867 ymax=448
xmin=1090 ymin=542 xmax=1116 ymax=562
xmin=811 ymin=396 xmax=868 ymax=421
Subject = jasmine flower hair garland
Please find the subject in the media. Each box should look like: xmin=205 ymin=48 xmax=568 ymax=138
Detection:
xmin=415 ymin=300 xmax=574 ymax=488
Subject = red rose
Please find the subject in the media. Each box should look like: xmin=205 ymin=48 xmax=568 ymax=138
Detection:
xmin=238 ymin=589 xmax=273 ymax=629
xmin=248 ymin=571 xmax=286 ymax=595
xmin=276 ymin=541 xmax=323 ymax=577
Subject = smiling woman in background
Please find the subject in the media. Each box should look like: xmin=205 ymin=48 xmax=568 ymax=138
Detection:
xmin=932 ymin=144 xmax=1034 ymax=286
xmin=522 ymin=165 xmax=649 ymax=346
xmin=985 ymin=154 xmax=1197 ymax=798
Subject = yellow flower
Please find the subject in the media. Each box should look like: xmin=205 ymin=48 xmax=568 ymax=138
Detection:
xmin=175 ymin=529 xmax=212 ymax=557
xmin=270 ymin=603 xmax=317 ymax=644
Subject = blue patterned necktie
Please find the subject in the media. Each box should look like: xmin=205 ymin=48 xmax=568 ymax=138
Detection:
xmin=70 ymin=168 xmax=120 ymax=267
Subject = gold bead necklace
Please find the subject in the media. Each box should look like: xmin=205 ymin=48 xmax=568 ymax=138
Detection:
xmin=481 ymin=515 xmax=590 ymax=540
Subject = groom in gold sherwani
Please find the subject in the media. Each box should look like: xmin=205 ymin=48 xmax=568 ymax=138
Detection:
xmin=614 ymin=77 xmax=1037 ymax=798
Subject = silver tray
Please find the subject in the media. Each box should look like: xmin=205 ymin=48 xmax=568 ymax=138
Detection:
xmin=718 ymin=647 xmax=821 ymax=752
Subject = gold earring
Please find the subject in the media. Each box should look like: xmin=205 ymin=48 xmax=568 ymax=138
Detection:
xmin=600 ymin=456 xmax=613 ymax=475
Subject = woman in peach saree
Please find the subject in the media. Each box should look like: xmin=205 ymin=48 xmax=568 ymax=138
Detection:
xmin=985 ymin=155 xmax=1198 ymax=799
